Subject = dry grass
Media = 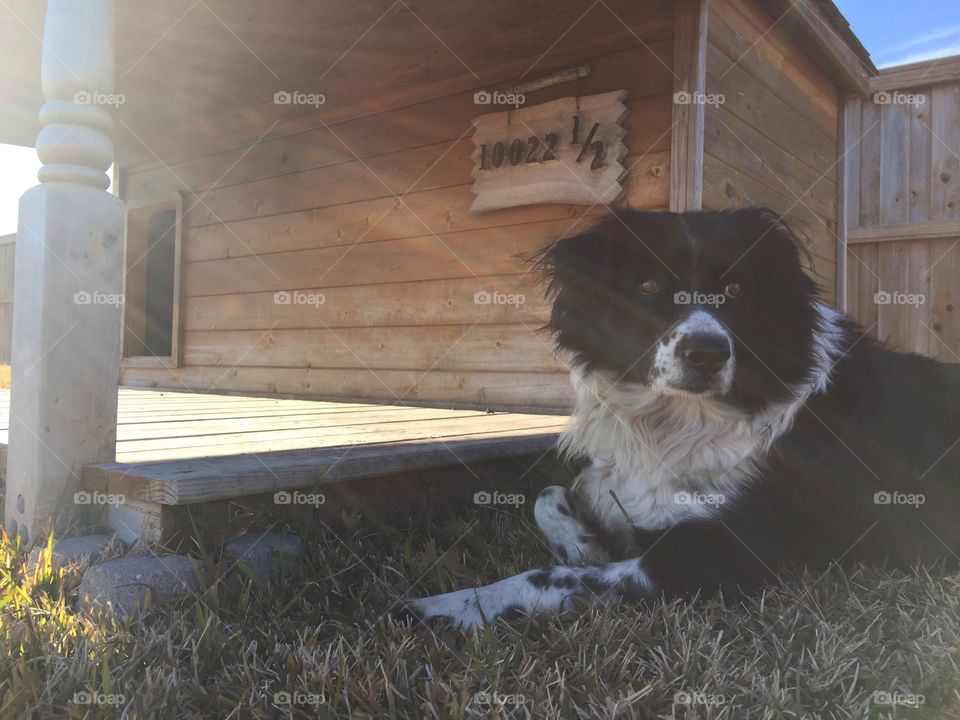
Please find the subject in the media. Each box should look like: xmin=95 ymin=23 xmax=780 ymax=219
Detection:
xmin=2 ymin=465 xmax=960 ymax=718
xmin=0 ymin=365 xmax=9 ymax=390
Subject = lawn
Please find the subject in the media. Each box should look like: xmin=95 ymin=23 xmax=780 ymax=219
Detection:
xmin=2 ymin=463 xmax=959 ymax=719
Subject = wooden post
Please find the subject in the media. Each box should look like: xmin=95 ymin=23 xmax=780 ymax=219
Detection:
xmin=670 ymin=0 xmax=708 ymax=212
xmin=4 ymin=0 xmax=124 ymax=546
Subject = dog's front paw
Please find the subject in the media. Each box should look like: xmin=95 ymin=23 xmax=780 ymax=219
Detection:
xmin=390 ymin=589 xmax=490 ymax=629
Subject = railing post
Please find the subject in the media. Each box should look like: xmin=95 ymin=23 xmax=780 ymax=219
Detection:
xmin=4 ymin=0 xmax=124 ymax=546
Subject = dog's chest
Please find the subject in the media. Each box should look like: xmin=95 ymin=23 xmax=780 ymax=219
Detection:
xmin=561 ymin=381 xmax=779 ymax=530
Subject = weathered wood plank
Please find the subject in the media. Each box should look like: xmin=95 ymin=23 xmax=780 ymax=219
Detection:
xmin=670 ymin=0 xmax=708 ymax=211
xmin=708 ymin=0 xmax=838 ymax=138
xmin=705 ymin=46 xmax=836 ymax=173
xmin=179 ymin=211 xmax=658 ymax=298
xmin=120 ymin=366 xmax=573 ymax=412
xmin=704 ymin=105 xmax=837 ymax=219
xmin=184 ymin=275 xmax=548 ymax=332
xmin=87 ymin=428 xmax=564 ymax=505
xmin=112 ymin=413 xmax=568 ymax=462
xmin=858 ymin=100 xmax=882 ymax=225
xmin=127 ymin=61 xmax=674 ymax=208
xmin=879 ymin=102 xmax=910 ymax=226
xmin=928 ymin=236 xmax=960 ymax=362
xmin=759 ymin=0 xmax=872 ymax=96
xmin=117 ymin=0 xmax=674 ymax=171
xmin=181 ymin=325 xmax=563 ymax=374
xmin=871 ymin=56 xmax=960 ymax=92
xmin=931 ymin=84 xmax=960 ymax=221
xmin=838 ymin=95 xmax=861 ymax=312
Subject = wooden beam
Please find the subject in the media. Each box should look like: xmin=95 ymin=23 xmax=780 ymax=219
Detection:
xmin=847 ymin=219 xmax=960 ymax=245
xmin=4 ymin=0 xmax=125 ymax=547
xmin=84 ymin=431 xmax=561 ymax=505
xmin=670 ymin=0 xmax=708 ymax=211
xmin=871 ymin=55 xmax=960 ymax=92
xmin=837 ymin=95 xmax=861 ymax=311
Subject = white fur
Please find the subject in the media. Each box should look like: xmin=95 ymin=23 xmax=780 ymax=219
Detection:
xmin=534 ymin=486 xmax=609 ymax=564
xmin=405 ymin=559 xmax=650 ymax=628
xmin=650 ymin=310 xmax=735 ymax=396
xmin=559 ymin=301 xmax=846 ymax=533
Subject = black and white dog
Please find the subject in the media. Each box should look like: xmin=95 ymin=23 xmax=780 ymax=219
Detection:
xmin=402 ymin=207 xmax=960 ymax=628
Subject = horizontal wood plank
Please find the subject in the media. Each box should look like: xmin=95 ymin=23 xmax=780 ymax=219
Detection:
xmin=181 ymin=325 xmax=563 ymax=374
xmin=848 ymin=220 xmax=960 ymax=244
xmin=120 ymin=366 xmax=574 ymax=412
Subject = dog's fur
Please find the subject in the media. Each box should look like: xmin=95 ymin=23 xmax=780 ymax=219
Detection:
xmin=400 ymin=207 xmax=960 ymax=628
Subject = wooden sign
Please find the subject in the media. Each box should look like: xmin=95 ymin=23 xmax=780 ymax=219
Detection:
xmin=470 ymin=90 xmax=629 ymax=212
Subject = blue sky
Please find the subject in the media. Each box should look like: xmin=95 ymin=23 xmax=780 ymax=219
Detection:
xmin=835 ymin=0 xmax=960 ymax=67
xmin=2 ymin=2 xmax=960 ymax=233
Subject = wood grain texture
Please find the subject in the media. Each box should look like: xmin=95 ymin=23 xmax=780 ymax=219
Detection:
xmin=125 ymin=42 xmax=676 ymax=209
xmin=121 ymin=366 xmax=574 ymax=412
xmin=669 ymin=0 xmax=708 ymax=211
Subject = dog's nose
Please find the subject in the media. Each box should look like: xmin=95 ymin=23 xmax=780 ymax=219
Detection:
xmin=679 ymin=332 xmax=731 ymax=374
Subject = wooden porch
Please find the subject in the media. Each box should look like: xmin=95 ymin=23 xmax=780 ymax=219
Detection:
xmin=0 ymin=388 xmax=565 ymax=543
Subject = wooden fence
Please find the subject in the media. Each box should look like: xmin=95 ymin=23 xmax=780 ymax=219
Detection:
xmin=0 ymin=234 xmax=13 ymax=364
xmin=842 ymin=57 xmax=960 ymax=362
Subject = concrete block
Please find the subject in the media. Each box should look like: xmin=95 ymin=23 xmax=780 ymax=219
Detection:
xmin=224 ymin=531 xmax=302 ymax=586
xmin=80 ymin=555 xmax=202 ymax=615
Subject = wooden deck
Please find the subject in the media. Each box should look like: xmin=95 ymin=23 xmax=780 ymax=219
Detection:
xmin=0 ymin=388 xmax=566 ymax=506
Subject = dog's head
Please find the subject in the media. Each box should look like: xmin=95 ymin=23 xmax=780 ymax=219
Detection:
xmin=535 ymin=207 xmax=821 ymax=410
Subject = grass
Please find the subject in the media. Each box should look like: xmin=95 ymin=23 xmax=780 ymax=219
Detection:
xmin=2 ymin=464 xmax=960 ymax=718
xmin=0 ymin=365 xmax=9 ymax=390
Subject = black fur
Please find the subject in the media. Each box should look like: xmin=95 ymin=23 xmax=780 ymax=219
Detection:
xmin=541 ymin=207 xmax=960 ymax=595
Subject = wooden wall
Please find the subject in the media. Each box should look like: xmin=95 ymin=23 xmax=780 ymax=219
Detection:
xmin=119 ymin=32 xmax=676 ymax=410
xmin=844 ymin=77 xmax=960 ymax=361
xmin=0 ymin=234 xmax=13 ymax=364
xmin=702 ymin=0 xmax=840 ymax=304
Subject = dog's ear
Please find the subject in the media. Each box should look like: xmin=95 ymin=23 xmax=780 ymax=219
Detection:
xmin=730 ymin=207 xmax=816 ymax=273
xmin=530 ymin=218 xmax=624 ymax=299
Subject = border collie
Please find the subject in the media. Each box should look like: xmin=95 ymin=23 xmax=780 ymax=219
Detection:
xmin=401 ymin=207 xmax=960 ymax=628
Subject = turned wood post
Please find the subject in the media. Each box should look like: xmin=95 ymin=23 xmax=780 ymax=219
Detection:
xmin=4 ymin=0 xmax=124 ymax=546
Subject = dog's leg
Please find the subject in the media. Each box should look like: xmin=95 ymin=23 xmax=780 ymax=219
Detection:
xmin=398 ymin=558 xmax=652 ymax=629
xmin=534 ymin=486 xmax=612 ymax=564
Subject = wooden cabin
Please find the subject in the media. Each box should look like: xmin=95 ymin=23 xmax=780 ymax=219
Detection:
xmin=4 ymin=0 xmax=955 ymax=547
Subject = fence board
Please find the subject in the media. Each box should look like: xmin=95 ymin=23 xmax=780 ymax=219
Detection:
xmin=845 ymin=77 xmax=960 ymax=358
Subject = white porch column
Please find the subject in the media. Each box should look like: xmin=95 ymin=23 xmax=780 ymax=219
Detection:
xmin=4 ymin=0 xmax=124 ymax=546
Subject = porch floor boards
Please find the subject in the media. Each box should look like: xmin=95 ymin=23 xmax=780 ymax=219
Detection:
xmin=0 ymin=388 xmax=566 ymax=506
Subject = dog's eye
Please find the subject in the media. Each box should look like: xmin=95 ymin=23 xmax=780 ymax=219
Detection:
xmin=724 ymin=282 xmax=742 ymax=299
xmin=638 ymin=279 xmax=660 ymax=295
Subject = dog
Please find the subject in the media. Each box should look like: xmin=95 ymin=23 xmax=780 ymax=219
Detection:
xmin=400 ymin=207 xmax=960 ymax=629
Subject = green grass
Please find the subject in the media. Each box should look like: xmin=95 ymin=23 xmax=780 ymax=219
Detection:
xmin=2 ymin=468 xmax=960 ymax=718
